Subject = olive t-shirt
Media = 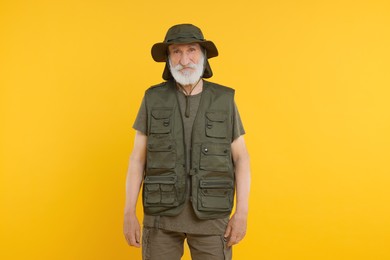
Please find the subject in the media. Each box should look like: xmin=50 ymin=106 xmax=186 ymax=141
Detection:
xmin=133 ymin=86 xmax=245 ymax=235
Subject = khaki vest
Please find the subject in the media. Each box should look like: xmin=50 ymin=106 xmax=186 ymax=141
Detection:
xmin=142 ymin=80 xmax=235 ymax=219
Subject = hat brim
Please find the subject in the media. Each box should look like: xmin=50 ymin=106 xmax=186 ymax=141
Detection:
xmin=151 ymin=39 xmax=218 ymax=62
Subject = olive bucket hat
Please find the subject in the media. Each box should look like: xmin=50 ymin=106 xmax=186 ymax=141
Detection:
xmin=151 ymin=24 xmax=219 ymax=80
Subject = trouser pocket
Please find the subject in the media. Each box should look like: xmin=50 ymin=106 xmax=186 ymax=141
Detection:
xmin=142 ymin=227 xmax=151 ymax=260
xmin=221 ymin=235 xmax=232 ymax=260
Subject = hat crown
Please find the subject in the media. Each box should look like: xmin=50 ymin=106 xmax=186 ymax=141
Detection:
xmin=164 ymin=24 xmax=205 ymax=43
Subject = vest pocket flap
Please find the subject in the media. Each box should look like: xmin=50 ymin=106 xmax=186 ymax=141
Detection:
xmin=144 ymin=175 xmax=176 ymax=184
xmin=200 ymin=179 xmax=233 ymax=189
xmin=200 ymin=143 xmax=230 ymax=171
xmin=151 ymin=109 xmax=173 ymax=119
xmin=160 ymin=184 xmax=174 ymax=191
xmin=206 ymin=112 xmax=227 ymax=122
xmin=150 ymin=109 xmax=173 ymax=134
xmin=143 ymin=175 xmax=178 ymax=207
xmin=201 ymin=143 xmax=230 ymax=156
xmin=147 ymin=141 xmax=176 ymax=169
xmin=205 ymin=112 xmax=228 ymax=139
xmin=197 ymin=179 xmax=233 ymax=212
xmin=145 ymin=183 xmax=159 ymax=191
xmin=148 ymin=143 xmax=174 ymax=152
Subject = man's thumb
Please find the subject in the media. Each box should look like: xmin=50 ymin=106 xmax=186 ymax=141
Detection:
xmin=224 ymin=224 xmax=232 ymax=238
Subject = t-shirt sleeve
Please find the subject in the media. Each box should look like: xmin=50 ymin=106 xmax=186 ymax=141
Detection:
xmin=132 ymin=96 xmax=148 ymax=135
xmin=232 ymin=101 xmax=246 ymax=141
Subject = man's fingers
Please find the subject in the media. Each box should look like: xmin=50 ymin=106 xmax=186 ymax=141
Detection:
xmin=227 ymin=233 xmax=237 ymax=247
xmin=227 ymin=231 xmax=245 ymax=247
xmin=135 ymin=229 xmax=141 ymax=244
xmin=224 ymin=224 xmax=232 ymax=238
xmin=131 ymin=240 xmax=141 ymax=248
xmin=228 ymin=234 xmax=240 ymax=247
xmin=123 ymin=214 xmax=141 ymax=247
xmin=129 ymin=235 xmax=141 ymax=248
xmin=124 ymin=231 xmax=141 ymax=248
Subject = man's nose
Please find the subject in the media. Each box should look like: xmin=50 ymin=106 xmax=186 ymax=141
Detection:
xmin=179 ymin=53 xmax=190 ymax=66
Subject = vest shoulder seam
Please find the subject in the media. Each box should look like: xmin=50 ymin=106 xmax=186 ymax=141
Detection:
xmin=204 ymin=80 xmax=235 ymax=94
xmin=146 ymin=81 xmax=169 ymax=92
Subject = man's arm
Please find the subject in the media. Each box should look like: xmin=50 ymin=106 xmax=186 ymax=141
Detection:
xmin=123 ymin=131 xmax=147 ymax=247
xmin=224 ymin=135 xmax=251 ymax=247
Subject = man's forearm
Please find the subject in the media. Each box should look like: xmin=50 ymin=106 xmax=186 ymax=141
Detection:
xmin=124 ymin=131 xmax=147 ymax=216
xmin=124 ymin=157 xmax=145 ymax=215
xmin=234 ymin=155 xmax=251 ymax=215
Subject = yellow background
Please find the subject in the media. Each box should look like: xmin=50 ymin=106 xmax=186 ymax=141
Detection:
xmin=1 ymin=0 xmax=390 ymax=259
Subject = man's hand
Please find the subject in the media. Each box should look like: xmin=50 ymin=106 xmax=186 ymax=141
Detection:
xmin=224 ymin=212 xmax=247 ymax=247
xmin=123 ymin=213 xmax=141 ymax=247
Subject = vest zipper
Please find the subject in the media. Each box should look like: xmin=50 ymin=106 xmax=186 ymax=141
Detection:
xmin=188 ymin=82 xmax=206 ymax=203
xmin=174 ymin=85 xmax=190 ymax=201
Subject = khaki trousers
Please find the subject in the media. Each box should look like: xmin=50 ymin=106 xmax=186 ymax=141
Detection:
xmin=142 ymin=227 xmax=232 ymax=260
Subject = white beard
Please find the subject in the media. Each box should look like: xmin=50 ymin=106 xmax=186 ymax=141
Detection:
xmin=169 ymin=55 xmax=205 ymax=85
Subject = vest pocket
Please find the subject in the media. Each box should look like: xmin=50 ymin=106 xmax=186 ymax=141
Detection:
xmin=144 ymin=175 xmax=177 ymax=206
xmin=205 ymin=111 xmax=227 ymax=139
xmin=147 ymin=142 xmax=176 ymax=169
xmin=199 ymin=143 xmax=230 ymax=172
xmin=197 ymin=179 xmax=233 ymax=212
xmin=150 ymin=108 xmax=173 ymax=134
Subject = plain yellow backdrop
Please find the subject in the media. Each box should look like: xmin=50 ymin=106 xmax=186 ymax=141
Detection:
xmin=1 ymin=0 xmax=390 ymax=259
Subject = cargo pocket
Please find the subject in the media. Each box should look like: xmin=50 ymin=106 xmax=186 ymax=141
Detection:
xmin=199 ymin=143 xmax=230 ymax=172
xmin=198 ymin=179 xmax=233 ymax=212
xmin=150 ymin=108 xmax=173 ymax=134
xmin=142 ymin=227 xmax=151 ymax=259
xmin=205 ymin=111 xmax=227 ymax=139
xmin=147 ymin=142 xmax=176 ymax=169
xmin=144 ymin=175 xmax=177 ymax=206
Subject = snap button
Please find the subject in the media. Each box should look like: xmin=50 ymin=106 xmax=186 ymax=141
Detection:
xmin=204 ymin=148 xmax=208 ymax=153
xmin=224 ymin=149 xmax=228 ymax=153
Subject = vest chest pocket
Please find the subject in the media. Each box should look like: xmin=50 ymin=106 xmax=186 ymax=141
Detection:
xmin=205 ymin=111 xmax=228 ymax=139
xmin=199 ymin=143 xmax=230 ymax=172
xmin=197 ymin=179 xmax=233 ymax=212
xmin=147 ymin=142 xmax=176 ymax=169
xmin=150 ymin=109 xmax=173 ymax=134
xmin=144 ymin=175 xmax=178 ymax=206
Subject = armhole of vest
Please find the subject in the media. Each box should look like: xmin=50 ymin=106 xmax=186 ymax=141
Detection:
xmin=144 ymin=90 xmax=150 ymax=136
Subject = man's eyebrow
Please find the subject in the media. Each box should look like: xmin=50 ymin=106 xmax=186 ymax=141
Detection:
xmin=169 ymin=46 xmax=177 ymax=49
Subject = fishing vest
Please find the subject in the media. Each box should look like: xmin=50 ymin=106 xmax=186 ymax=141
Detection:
xmin=142 ymin=80 xmax=235 ymax=219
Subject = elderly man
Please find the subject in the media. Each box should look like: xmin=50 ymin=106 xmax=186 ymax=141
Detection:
xmin=123 ymin=24 xmax=251 ymax=260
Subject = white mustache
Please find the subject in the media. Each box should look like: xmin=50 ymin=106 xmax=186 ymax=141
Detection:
xmin=173 ymin=63 xmax=197 ymax=71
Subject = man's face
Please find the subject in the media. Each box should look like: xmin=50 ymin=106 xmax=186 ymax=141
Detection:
xmin=168 ymin=43 xmax=204 ymax=85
